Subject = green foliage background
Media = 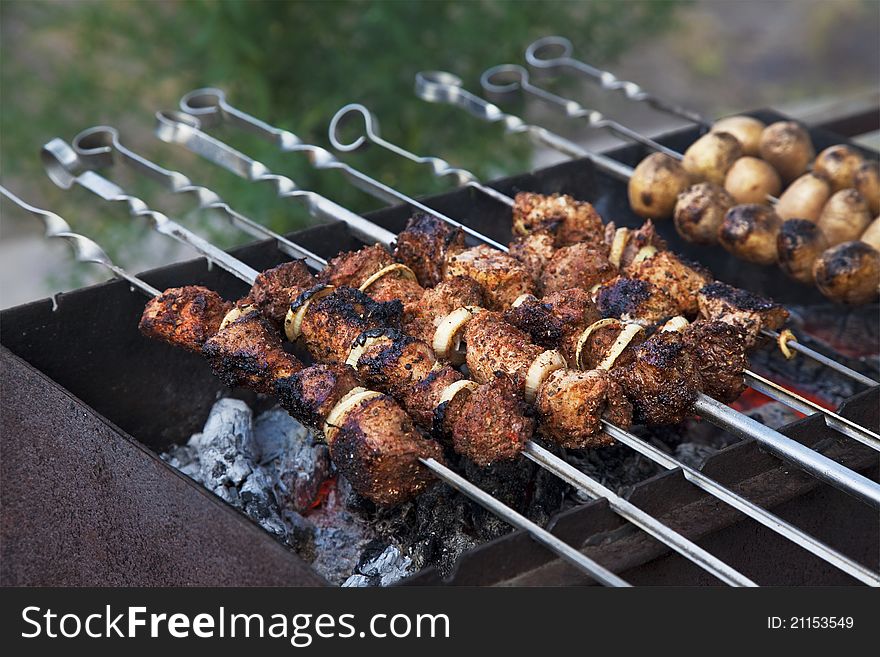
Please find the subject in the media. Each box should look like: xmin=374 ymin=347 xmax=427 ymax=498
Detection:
xmin=0 ymin=0 xmax=683 ymax=280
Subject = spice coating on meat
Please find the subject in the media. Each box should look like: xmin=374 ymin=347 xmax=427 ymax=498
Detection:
xmin=596 ymin=277 xmax=679 ymax=326
xmin=274 ymin=363 xmax=360 ymax=429
xmin=504 ymin=288 xmax=600 ymax=359
xmin=401 ymin=365 xmax=465 ymax=430
xmin=139 ymin=286 xmax=231 ymax=352
xmin=249 ymin=260 xmax=314 ymax=325
xmin=697 ymin=281 xmax=789 ymax=345
xmin=444 ymin=245 xmax=536 ymax=309
xmin=577 ymin=322 xmax=645 ymax=370
xmin=352 ymin=329 xmax=437 ymax=400
xmin=684 ymin=320 xmax=748 ymax=403
xmin=624 ymin=251 xmax=712 ymax=316
xmin=318 ymin=244 xmax=390 ymax=288
xmin=202 ymin=310 xmax=302 ymax=394
xmin=619 ymin=220 xmax=668 ymax=268
xmin=447 ymin=374 xmax=534 ymax=465
xmin=512 ymin=192 xmax=605 ymax=248
xmin=463 ymin=311 xmax=543 ymax=389
xmin=298 ymin=286 xmax=403 ymax=363
xmin=394 ymin=212 xmax=467 ymax=287
xmin=330 ymin=395 xmax=443 ymax=506
xmin=611 ymin=331 xmax=700 ymax=425
xmin=535 ymin=369 xmax=631 ymax=448
xmin=503 ymin=296 xmax=564 ymax=349
xmin=404 ymin=276 xmax=485 ymax=344
xmin=541 ymin=243 xmax=617 ymax=294
xmin=509 ymin=230 xmax=557 ymax=284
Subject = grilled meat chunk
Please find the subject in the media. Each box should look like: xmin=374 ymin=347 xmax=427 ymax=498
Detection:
xmin=684 ymin=320 xmax=748 ymax=403
xmin=509 ymin=230 xmax=557 ymax=283
xmin=576 ymin=320 xmax=645 ymax=371
xmin=298 ymin=286 xmax=403 ymax=364
xmin=444 ymin=245 xmax=536 ymax=309
xmin=513 ymin=192 xmax=605 ymax=248
xmin=505 ymin=288 xmax=600 ymax=360
xmin=274 ymin=363 xmax=360 ymax=429
xmin=351 ymin=329 xmax=437 ymax=400
xmin=400 ymin=364 xmax=466 ymax=430
xmin=404 ymin=275 xmax=485 ymax=344
xmin=394 ymin=212 xmax=467 ymax=287
xmin=202 ymin=310 xmax=302 ymax=394
xmin=541 ymin=243 xmax=617 ymax=294
xmin=596 ymin=277 xmax=679 ymax=327
xmin=503 ymin=295 xmax=564 ymax=349
xmin=624 ymin=251 xmax=712 ymax=316
xmin=618 ymin=220 xmax=668 ymax=268
xmin=697 ymin=281 xmax=789 ymax=346
xmin=330 ymin=394 xmax=443 ymax=506
xmin=139 ymin=285 xmax=231 ymax=352
xmin=250 ymin=260 xmax=314 ymax=325
xmin=611 ymin=330 xmax=701 ymax=425
xmin=536 ymin=369 xmax=631 ymax=448
xmin=463 ymin=311 xmax=543 ymax=389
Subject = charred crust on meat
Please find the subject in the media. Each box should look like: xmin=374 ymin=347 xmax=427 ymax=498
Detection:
xmin=139 ymin=285 xmax=231 ymax=352
xmin=313 ymin=286 xmax=403 ymax=327
xmin=503 ymin=300 xmax=564 ymax=348
xmin=274 ymin=363 xmax=359 ymax=429
xmin=596 ymin=278 xmax=651 ymax=318
xmin=699 ymin=281 xmax=779 ymax=313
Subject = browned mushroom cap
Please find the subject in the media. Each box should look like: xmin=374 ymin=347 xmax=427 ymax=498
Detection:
xmin=628 ymin=152 xmax=692 ymax=219
xmin=724 ymin=156 xmax=782 ymax=204
xmin=718 ymin=204 xmax=783 ymax=265
xmin=681 ymin=131 xmax=742 ymax=184
xmin=673 ymin=182 xmax=735 ymax=244
xmin=759 ymin=121 xmax=815 ymax=183
xmin=775 ymin=172 xmax=831 ymax=223
xmin=862 ymin=217 xmax=880 ymax=251
xmin=817 ymin=189 xmax=872 ymax=247
xmin=813 ymin=145 xmax=865 ymax=193
xmin=711 ymin=115 xmax=765 ymax=156
xmin=854 ymin=161 xmax=879 ymax=215
xmin=813 ymin=241 xmax=880 ymax=304
xmin=776 ymin=219 xmax=829 ymax=284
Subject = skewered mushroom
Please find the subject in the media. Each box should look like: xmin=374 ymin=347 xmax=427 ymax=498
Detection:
xmin=758 ymin=121 xmax=814 ymax=183
xmin=711 ymin=115 xmax=765 ymax=157
xmin=816 ymin=189 xmax=872 ymax=247
xmin=812 ymin=145 xmax=865 ymax=193
xmin=813 ymin=241 xmax=880 ymax=304
xmin=718 ymin=203 xmax=782 ymax=265
xmin=776 ymin=219 xmax=829 ymax=284
xmin=854 ymin=161 xmax=879 ymax=215
xmin=862 ymin=216 xmax=880 ymax=251
xmin=628 ymin=152 xmax=692 ymax=219
xmin=681 ymin=131 xmax=742 ymax=184
xmin=774 ymin=172 xmax=831 ymax=222
xmin=724 ymin=156 xmax=782 ymax=204
xmin=673 ymin=182 xmax=735 ymax=244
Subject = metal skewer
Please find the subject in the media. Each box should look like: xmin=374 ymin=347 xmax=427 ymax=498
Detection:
xmin=524 ymin=35 xmax=711 ymax=127
xmin=51 ymin=136 xmax=757 ymax=586
xmin=412 ymin=71 xmax=880 ymax=388
xmin=7 ymin=182 xmax=629 ymax=588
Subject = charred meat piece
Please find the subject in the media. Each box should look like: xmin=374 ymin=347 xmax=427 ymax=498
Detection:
xmin=139 ymin=286 xmax=231 ymax=352
xmin=512 ymin=192 xmax=605 ymax=248
xmin=400 ymin=364 xmax=466 ymax=431
xmin=318 ymin=244 xmax=390 ymax=288
xmin=576 ymin=320 xmax=645 ymax=371
xmin=503 ymin=295 xmax=564 ymax=349
xmin=536 ymin=369 xmax=631 ymax=448
xmin=596 ymin=277 xmax=679 ymax=327
xmin=504 ymin=288 xmax=600 ymax=359
xmin=330 ymin=394 xmax=443 ymax=506
xmin=351 ymin=329 xmax=437 ymax=400
xmin=249 ymin=260 xmax=314 ymax=325
xmin=202 ymin=310 xmax=302 ymax=394
xmin=684 ymin=320 xmax=748 ymax=403
xmin=509 ymin=230 xmax=557 ymax=284
xmin=298 ymin=286 xmax=403 ymax=364
xmin=611 ymin=330 xmax=701 ymax=425
xmin=394 ymin=212 xmax=467 ymax=287
xmin=619 ymin=220 xmax=668 ymax=268
xmin=444 ymin=245 xmax=536 ymax=309
xmin=624 ymin=251 xmax=712 ymax=316
xmin=541 ymin=243 xmax=617 ymax=295
xmin=697 ymin=281 xmax=789 ymax=345
xmin=463 ymin=311 xmax=543 ymax=389
xmin=404 ymin=275 xmax=485 ymax=344
xmin=274 ymin=363 xmax=360 ymax=429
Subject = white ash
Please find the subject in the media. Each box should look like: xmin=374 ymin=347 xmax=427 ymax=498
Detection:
xmin=342 ymin=545 xmax=413 ymax=587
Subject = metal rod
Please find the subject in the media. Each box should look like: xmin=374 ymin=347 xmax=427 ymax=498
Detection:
xmin=171 ymin=88 xmax=507 ymax=251
xmin=601 ymin=421 xmax=879 ymax=586
xmin=419 ymin=457 xmax=629 ymax=586
xmin=524 ymin=36 xmax=711 ymax=127
xmin=523 ymin=441 xmax=756 ymax=586
xmin=152 ymin=110 xmax=397 ymax=249
xmin=481 ymin=64 xmax=682 ymax=159
xmin=694 ymin=393 xmax=880 ymax=509
xmin=760 ymin=329 xmax=879 ymax=387
xmin=745 ymin=370 xmax=880 ymax=452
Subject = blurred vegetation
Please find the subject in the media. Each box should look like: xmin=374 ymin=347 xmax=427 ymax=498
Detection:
xmin=0 ymin=0 xmax=684 ymax=283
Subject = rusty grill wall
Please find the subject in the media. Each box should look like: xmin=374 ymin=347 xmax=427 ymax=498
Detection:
xmin=1 ymin=111 xmax=878 ymax=586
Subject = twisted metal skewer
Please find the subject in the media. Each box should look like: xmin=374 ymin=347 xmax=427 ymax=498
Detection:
xmin=525 ymin=36 xmax=711 ymax=127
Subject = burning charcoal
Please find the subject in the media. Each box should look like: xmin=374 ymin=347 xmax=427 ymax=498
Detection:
xmin=342 ymin=544 xmax=414 ymax=587
xmin=673 ymin=443 xmax=719 ymax=469
xmin=743 ymin=401 xmax=800 ymax=430
xmin=197 ymin=398 xmax=256 ymax=495
xmin=240 ymin=468 xmax=288 ymax=539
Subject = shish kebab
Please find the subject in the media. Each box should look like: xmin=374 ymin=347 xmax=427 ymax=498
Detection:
xmin=0 ymin=185 xmax=631 ymax=587
xmin=48 ymin=136 xmax=880 ymax=585
xmin=42 ymin=139 xmax=762 ymax=586
xmin=409 ymin=70 xmax=880 ymax=383
xmin=149 ymin=106 xmax=880 ymax=509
